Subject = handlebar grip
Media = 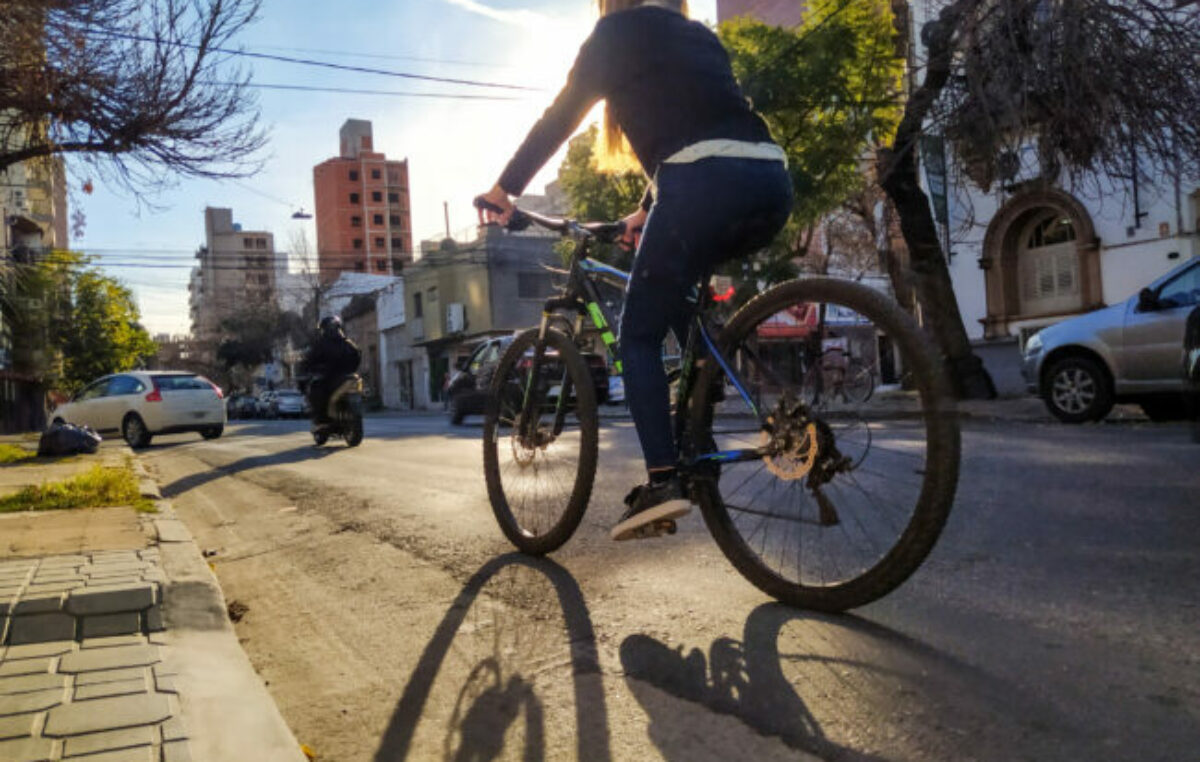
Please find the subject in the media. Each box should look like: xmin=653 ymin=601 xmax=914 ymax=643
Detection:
xmin=473 ymin=195 xmax=505 ymax=214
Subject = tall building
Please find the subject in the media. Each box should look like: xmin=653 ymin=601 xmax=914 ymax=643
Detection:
xmin=313 ymin=119 xmax=413 ymax=284
xmin=189 ymin=207 xmax=279 ymax=362
xmin=716 ymin=0 xmax=804 ymax=26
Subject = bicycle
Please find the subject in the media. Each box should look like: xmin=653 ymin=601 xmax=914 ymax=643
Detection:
xmin=474 ymin=199 xmax=961 ymax=612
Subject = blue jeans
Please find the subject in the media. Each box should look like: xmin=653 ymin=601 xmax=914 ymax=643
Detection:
xmin=619 ymin=157 xmax=793 ymax=471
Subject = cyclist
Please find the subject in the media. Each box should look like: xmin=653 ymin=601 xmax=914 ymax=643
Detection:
xmin=478 ymin=0 xmax=792 ymax=540
xmin=300 ymin=316 xmax=361 ymax=432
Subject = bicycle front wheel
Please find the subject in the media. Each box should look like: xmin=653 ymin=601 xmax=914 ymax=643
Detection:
xmin=689 ymin=278 xmax=960 ymax=612
xmin=483 ymin=328 xmax=599 ymax=555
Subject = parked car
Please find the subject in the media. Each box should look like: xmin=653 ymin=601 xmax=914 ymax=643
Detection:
xmin=1186 ymin=305 xmax=1200 ymax=442
xmin=256 ymin=390 xmax=277 ymax=418
xmin=1022 ymin=257 xmax=1200 ymax=422
xmin=446 ymin=335 xmax=609 ymax=424
xmin=269 ymin=389 xmax=309 ymax=419
xmin=52 ymin=371 xmax=226 ymax=448
xmin=226 ymin=394 xmax=258 ymax=420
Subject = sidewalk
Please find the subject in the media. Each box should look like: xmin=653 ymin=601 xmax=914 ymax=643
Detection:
xmin=0 ymin=438 xmax=304 ymax=762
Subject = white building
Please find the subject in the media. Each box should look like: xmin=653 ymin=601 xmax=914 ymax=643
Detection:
xmin=902 ymin=5 xmax=1200 ymax=349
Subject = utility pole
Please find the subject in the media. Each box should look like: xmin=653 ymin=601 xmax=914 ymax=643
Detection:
xmin=444 ymin=201 xmax=451 ymax=240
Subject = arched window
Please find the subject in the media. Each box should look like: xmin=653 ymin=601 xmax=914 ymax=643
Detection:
xmin=1018 ymin=212 xmax=1080 ymax=315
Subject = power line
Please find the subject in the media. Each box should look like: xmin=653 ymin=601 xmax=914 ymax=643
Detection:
xmin=84 ymin=28 xmax=544 ymax=93
xmin=225 ymin=81 xmax=527 ymax=101
xmin=243 ymin=42 xmax=513 ymax=71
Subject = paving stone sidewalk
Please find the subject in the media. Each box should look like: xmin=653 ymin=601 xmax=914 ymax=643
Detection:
xmin=0 ymin=442 xmax=304 ymax=762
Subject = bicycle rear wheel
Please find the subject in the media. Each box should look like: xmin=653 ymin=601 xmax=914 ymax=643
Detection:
xmin=483 ymin=328 xmax=598 ymax=555
xmin=689 ymin=278 xmax=960 ymax=611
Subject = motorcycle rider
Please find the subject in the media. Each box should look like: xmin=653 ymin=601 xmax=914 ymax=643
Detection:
xmin=300 ymin=316 xmax=361 ymax=430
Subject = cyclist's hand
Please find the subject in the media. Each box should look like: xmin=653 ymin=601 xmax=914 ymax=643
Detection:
xmin=618 ymin=208 xmax=647 ymax=251
xmin=476 ymin=184 xmax=514 ymax=226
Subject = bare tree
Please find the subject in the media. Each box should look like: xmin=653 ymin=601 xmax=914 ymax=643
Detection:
xmin=0 ymin=0 xmax=266 ymax=193
xmin=878 ymin=0 xmax=1200 ymax=399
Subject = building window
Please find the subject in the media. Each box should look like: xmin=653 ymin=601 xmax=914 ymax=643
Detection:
xmin=354 ymin=260 xmax=365 ymax=272
xmin=353 ymin=238 xmax=362 ymax=250
xmin=387 ymin=192 xmax=399 ymax=203
xmin=372 ymin=191 xmax=382 ymax=202
xmin=389 ymin=215 xmax=401 ymax=226
xmin=349 ymin=170 xmax=359 ymax=181
xmin=351 ymin=215 xmax=361 ymax=227
xmin=374 ymin=259 xmax=387 ymax=271
xmin=242 ymin=237 xmax=253 ymax=249
xmin=371 ymin=169 xmax=381 ymax=180
xmin=414 ymin=292 xmax=423 ymax=318
xmin=1019 ymin=213 xmax=1079 ymax=315
xmin=391 ymin=237 xmax=403 ymax=250
xmin=518 ymin=272 xmax=554 ymax=300
xmin=387 ymin=171 xmax=399 ymax=183
xmin=375 ymin=237 xmax=385 ymax=249
xmin=427 ymin=286 xmax=438 ymax=303
xmin=349 ymin=192 xmax=360 ymax=204
xmin=256 ymin=238 xmax=266 ymax=249
xmin=373 ymin=214 xmax=383 ymax=225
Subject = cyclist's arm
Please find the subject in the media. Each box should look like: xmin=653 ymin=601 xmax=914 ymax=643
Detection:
xmin=496 ymin=27 xmax=607 ymax=196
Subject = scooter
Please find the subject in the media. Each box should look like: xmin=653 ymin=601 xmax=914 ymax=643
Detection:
xmin=312 ymin=374 xmax=365 ymax=447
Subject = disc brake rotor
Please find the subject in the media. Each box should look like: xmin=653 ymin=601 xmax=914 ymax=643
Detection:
xmin=761 ymin=417 xmax=820 ymax=481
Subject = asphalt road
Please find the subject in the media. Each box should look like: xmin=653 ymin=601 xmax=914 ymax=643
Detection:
xmin=142 ymin=412 xmax=1200 ymax=762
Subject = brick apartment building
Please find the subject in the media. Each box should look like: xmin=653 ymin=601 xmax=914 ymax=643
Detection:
xmin=312 ymin=119 xmax=413 ymax=283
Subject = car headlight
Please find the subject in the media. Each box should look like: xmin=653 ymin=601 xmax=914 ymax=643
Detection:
xmin=1024 ymin=333 xmax=1043 ymax=357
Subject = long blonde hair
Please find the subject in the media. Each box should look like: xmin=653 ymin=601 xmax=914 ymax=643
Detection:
xmin=594 ymin=0 xmax=689 ymax=173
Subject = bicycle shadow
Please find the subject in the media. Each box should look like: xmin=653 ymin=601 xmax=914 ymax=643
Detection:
xmin=373 ymin=553 xmax=611 ymax=762
xmin=620 ymin=603 xmax=1053 ymax=762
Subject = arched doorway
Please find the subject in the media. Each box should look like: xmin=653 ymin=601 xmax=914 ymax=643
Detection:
xmin=980 ymin=188 xmax=1102 ymax=339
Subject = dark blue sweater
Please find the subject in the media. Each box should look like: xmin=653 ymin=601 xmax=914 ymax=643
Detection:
xmin=497 ymin=6 xmax=774 ymax=197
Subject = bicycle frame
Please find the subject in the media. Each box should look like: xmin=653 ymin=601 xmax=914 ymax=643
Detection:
xmin=520 ymin=228 xmax=776 ymax=471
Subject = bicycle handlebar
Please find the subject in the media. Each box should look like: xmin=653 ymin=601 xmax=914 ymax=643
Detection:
xmin=473 ymin=196 xmax=625 ymax=244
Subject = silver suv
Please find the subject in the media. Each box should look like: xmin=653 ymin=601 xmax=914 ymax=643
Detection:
xmin=1022 ymin=257 xmax=1200 ymax=422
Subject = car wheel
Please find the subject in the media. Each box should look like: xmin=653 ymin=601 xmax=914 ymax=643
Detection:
xmin=1139 ymin=395 xmax=1188 ymax=422
xmin=122 ymin=414 xmax=152 ymax=449
xmin=449 ymin=394 xmax=466 ymax=425
xmin=1042 ymin=355 xmax=1114 ymax=423
xmin=200 ymin=425 xmax=224 ymax=440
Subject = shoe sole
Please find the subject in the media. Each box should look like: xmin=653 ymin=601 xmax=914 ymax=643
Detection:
xmin=610 ymin=500 xmax=692 ymax=541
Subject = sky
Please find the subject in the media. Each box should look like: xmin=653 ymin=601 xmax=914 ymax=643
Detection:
xmin=72 ymin=0 xmax=717 ymax=336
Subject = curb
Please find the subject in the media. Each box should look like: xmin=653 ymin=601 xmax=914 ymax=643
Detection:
xmin=129 ymin=459 xmax=308 ymax=762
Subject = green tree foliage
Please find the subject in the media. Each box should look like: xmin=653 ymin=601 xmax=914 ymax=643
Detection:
xmin=60 ymin=270 xmax=157 ymax=389
xmin=719 ymin=1 xmax=903 ymax=283
xmin=555 ymin=125 xmax=647 ymax=269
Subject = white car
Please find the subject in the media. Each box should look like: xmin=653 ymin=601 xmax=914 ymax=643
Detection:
xmin=52 ymin=371 xmax=226 ymax=448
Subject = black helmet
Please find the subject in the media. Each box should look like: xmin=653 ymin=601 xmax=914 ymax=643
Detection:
xmin=319 ymin=315 xmax=342 ymax=338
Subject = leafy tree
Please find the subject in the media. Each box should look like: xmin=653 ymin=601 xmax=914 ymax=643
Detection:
xmin=0 ymin=0 xmax=265 ymax=193
xmin=720 ymin=2 xmax=904 ymax=289
xmin=555 ymin=125 xmax=648 ymax=269
xmin=60 ymin=270 xmax=157 ymax=389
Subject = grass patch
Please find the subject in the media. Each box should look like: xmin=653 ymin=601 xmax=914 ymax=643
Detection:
xmin=0 ymin=463 xmax=152 ymax=513
xmin=0 ymin=444 xmax=36 ymax=464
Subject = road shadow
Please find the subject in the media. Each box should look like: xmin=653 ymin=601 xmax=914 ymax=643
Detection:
xmin=620 ymin=603 xmax=1052 ymax=762
xmin=373 ymin=554 xmax=610 ymax=762
xmin=159 ymin=443 xmax=338 ymax=498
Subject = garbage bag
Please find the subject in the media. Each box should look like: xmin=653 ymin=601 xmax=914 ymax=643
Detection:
xmin=37 ymin=422 xmax=102 ymax=456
